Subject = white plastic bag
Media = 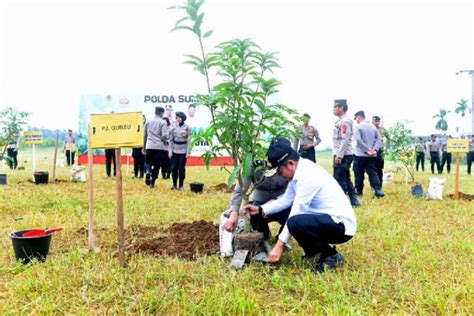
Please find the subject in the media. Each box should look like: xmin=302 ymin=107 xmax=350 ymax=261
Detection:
xmin=428 ymin=178 xmax=446 ymax=200
xmin=56 ymin=159 xmax=65 ymax=168
xmin=219 ymin=212 xmax=234 ymax=257
xmin=70 ymin=166 xmax=86 ymax=183
xmin=383 ymin=172 xmax=394 ymax=185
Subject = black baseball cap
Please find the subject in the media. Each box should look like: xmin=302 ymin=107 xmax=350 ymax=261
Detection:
xmin=155 ymin=107 xmax=164 ymax=114
xmin=334 ymin=99 xmax=347 ymax=107
xmin=354 ymin=111 xmax=365 ymax=119
xmin=266 ymin=137 xmax=295 ymax=171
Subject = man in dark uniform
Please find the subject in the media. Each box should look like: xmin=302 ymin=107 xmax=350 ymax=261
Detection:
xmin=415 ymin=137 xmax=426 ymax=172
xmin=372 ymin=116 xmax=385 ymax=183
xmin=467 ymin=135 xmax=474 ymax=175
xmin=427 ymin=134 xmax=441 ymax=174
xmin=440 ymin=135 xmax=453 ymax=174
xmin=332 ymin=99 xmax=360 ymax=207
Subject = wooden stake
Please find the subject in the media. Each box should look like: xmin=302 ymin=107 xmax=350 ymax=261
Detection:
xmin=87 ymin=124 xmax=99 ymax=252
xmin=52 ymin=131 xmax=59 ymax=181
xmin=454 ymin=154 xmax=460 ymax=200
xmin=115 ymin=148 xmax=126 ymax=267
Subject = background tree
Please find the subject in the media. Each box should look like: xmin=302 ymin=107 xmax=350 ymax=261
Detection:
xmin=0 ymin=106 xmax=30 ymax=162
xmin=433 ymin=108 xmax=450 ymax=132
xmin=170 ymin=0 xmax=301 ymax=207
xmin=454 ymin=99 xmax=471 ymax=134
xmin=385 ymin=122 xmax=416 ymax=183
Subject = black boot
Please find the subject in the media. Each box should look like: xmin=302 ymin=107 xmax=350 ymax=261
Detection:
xmin=349 ymin=194 xmax=361 ymax=207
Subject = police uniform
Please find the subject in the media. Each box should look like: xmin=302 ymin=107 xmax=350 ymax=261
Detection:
xmin=294 ymin=124 xmax=321 ymax=163
xmin=332 ymin=110 xmax=358 ymax=203
xmin=415 ymin=140 xmax=426 ymax=172
xmin=467 ymin=138 xmax=474 ymax=175
xmin=375 ymin=125 xmax=386 ymax=182
xmin=144 ymin=109 xmax=169 ymax=187
xmin=427 ymin=139 xmax=441 ymax=174
xmin=6 ymin=138 xmax=19 ymax=169
xmin=440 ymin=140 xmax=452 ymax=174
xmin=169 ymin=123 xmax=192 ymax=189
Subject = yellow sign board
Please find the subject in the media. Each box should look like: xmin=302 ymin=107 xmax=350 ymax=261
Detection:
xmin=447 ymin=139 xmax=469 ymax=153
xmin=23 ymin=131 xmax=43 ymax=145
xmin=90 ymin=112 xmax=144 ymax=149
xmin=65 ymin=143 xmax=77 ymax=151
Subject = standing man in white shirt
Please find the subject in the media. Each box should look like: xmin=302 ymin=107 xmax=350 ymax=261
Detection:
xmin=243 ymin=137 xmax=357 ymax=274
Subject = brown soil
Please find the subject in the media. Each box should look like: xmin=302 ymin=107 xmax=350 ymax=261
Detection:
xmin=234 ymin=232 xmax=265 ymax=254
xmin=209 ymin=183 xmax=235 ymax=193
xmin=448 ymin=192 xmax=474 ymax=201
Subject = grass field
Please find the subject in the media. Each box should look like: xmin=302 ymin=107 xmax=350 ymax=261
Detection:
xmin=0 ymin=149 xmax=473 ymax=314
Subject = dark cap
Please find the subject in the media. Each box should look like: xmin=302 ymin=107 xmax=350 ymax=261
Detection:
xmin=354 ymin=111 xmax=365 ymax=119
xmin=303 ymin=113 xmax=311 ymax=119
xmin=372 ymin=115 xmax=381 ymax=121
xmin=266 ymin=137 xmax=294 ymax=170
xmin=155 ymin=106 xmax=165 ymax=114
xmin=175 ymin=111 xmax=187 ymax=122
xmin=334 ymin=99 xmax=347 ymax=107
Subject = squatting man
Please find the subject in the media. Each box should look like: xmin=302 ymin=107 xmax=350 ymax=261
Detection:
xmin=236 ymin=137 xmax=357 ymax=273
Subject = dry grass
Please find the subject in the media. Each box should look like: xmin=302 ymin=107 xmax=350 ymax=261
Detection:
xmin=0 ymin=149 xmax=473 ymax=314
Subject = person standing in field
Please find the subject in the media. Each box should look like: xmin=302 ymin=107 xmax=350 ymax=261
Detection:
xmin=332 ymin=99 xmax=360 ymax=207
xmin=372 ymin=116 xmax=386 ymax=183
xmin=6 ymin=135 xmax=19 ymax=169
xmin=132 ymin=115 xmax=146 ymax=179
xmin=104 ymin=148 xmax=116 ymax=177
xmin=63 ymin=129 xmax=76 ymax=166
xmin=427 ymin=134 xmax=441 ymax=174
xmin=168 ymin=112 xmax=192 ymax=190
xmin=143 ymin=106 xmax=169 ymax=189
xmin=353 ymin=111 xmax=384 ymax=198
xmin=415 ymin=137 xmax=426 ymax=172
xmin=467 ymin=135 xmax=474 ymax=175
xmin=293 ymin=113 xmax=321 ymax=163
xmin=161 ymin=117 xmax=172 ymax=180
xmin=440 ymin=135 xmax=452 ymax=174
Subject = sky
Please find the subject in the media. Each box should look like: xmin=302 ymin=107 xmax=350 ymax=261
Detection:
xmin=1 ymin=0 xmax=473 ymax=148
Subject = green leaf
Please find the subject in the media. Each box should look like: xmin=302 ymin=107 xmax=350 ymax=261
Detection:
xmin=242 ymin=152 xmax=253 ymax=179
xmin=171 ymin=25 xmax=195 ymax=33
xmin=227 ymin=165 xmax=241 ymax=189
xmin=203 ymin=30 xmax=213 ymax=38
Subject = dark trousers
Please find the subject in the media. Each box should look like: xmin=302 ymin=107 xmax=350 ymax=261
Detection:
xmin=375 ymin=149 xmax=384 ymax=183
xmin=6 ymin=148 xmax=18 ymax=169
xmin=171 ymin=153 xmax=187 ymax=187
xmin=162 ymin=152 xmax=171 ymax=179
xmin=416 ymin=152 xmax=425 ymax=171
xmin=287 ymin=214 xmax=352 ymax=258
xmin=250 ymin=201 xmax=291 ymax=240
xmin=353 ymin=156 xmax=382 ymax=194
xmin=132 ymin=148 xmax=145 ymax=178
xmin=65 ymin=150 xmax=75 ymax=166
xmin=333 ymin=155 xmax=356 ymax=196
xmin=441 ymin=152 xmax=452 ymax=174
xmin=145 ymin=149 xmax=167 ymax=184
xmin=468 ymin=152 xmax=474 ymax=175
xmin=299 ymin=147 xmax=316 ymax=163
xmin=430 ymin=151 xmax=441 ymax=174
xmin=105 ymin=149 xmax=116 ymax=177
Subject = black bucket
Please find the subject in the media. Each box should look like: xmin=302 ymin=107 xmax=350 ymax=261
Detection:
xmin=10 ymin=230 xmax=52 ymax=264
xmin=34 ymin=171 xmax=49 ymax=184
xmin=190 ymin=182 xmax=204 ymax=193
xmin=0 ymin=174 xmax=6 ymax=185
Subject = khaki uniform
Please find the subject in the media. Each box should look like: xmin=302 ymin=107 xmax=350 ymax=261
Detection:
xmin=332 ymin=114 xmax=356 ymax=197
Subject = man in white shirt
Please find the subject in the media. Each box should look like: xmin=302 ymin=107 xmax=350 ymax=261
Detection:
xmin=243 ymin=137 xmax=357 ymax=273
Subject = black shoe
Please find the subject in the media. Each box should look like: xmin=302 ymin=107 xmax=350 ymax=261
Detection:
xmin=171 ymin=185 xmax=177 ymax=190
xmin=313 ymin=253 xmax=345 ymax=274
xmin=374 ymin=189 xmax=385 ymax=198
xmin=349 ymin=195 xmax=361 ymax=207
xmin=178 ymin=186 xmax=184 ymax=191
xmin=145 ymin=173 xmax=151 ymax=186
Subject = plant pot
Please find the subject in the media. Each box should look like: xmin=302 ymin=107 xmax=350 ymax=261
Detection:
xmin=10 ymin=230 xmax=53 ymax=264
xmin=33 ymin=171 xmax=49 ymax=184
xmin=0 ymin=174 xmax=6 ymax=185
xmin=190 ymin=182 xmax=204 ymax=193
xmin=234 ymin=231 xmax=265 ymax=254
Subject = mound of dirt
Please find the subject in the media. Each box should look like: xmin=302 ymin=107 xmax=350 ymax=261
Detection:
xmin=209 ymin=183 xmax=235 ymax=193
xmin=448 ymin=192 xmax=474 ymax=201
xmin=130 ymin=220 xmax=219 ymax=260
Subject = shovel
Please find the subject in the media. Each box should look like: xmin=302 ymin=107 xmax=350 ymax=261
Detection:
xmin=22 ymin=227 xmax=63 ymax=238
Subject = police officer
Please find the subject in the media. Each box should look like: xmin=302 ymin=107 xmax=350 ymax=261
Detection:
xmin=467 ymin=135 xmax=474 ymax=175
xmin=168 ymin=112 xmax=192 ymax=190
xmin=440 ymin=135 xmax=453 ymax=174
xmin=293 ymin=113 xmax=321 ymax=163
xmin=353 ymin=111 xmax=384 ymax=198
xmin=427 ymin=134 xmax=441 ymax=174
xmin=63 ymin=129 xmax=76 ymax=166
xmin=242 ymin=137 xmax=357 ymax=274
xmin=143 ymin=106 xmax=169 ymax=188
xmin=6 ymin=136 xmax=19 ymax=169
xmin=372 ymin=116 xmax=386 ymax=183
xmin=332 ymin=99 xmax=360 ymax=207
xmin=415 ymin=137 xmax=426 ymax=172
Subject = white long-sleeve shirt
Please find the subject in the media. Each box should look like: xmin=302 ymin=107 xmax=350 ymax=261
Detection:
xmin=261 ymin=159 xmax=357 ymax=244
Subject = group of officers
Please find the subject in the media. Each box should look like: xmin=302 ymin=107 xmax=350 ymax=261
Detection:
xmin=221 ymin=99 xmax=386 ymax=274
xmin=415 ymin=134 xmax=474 ymax=175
